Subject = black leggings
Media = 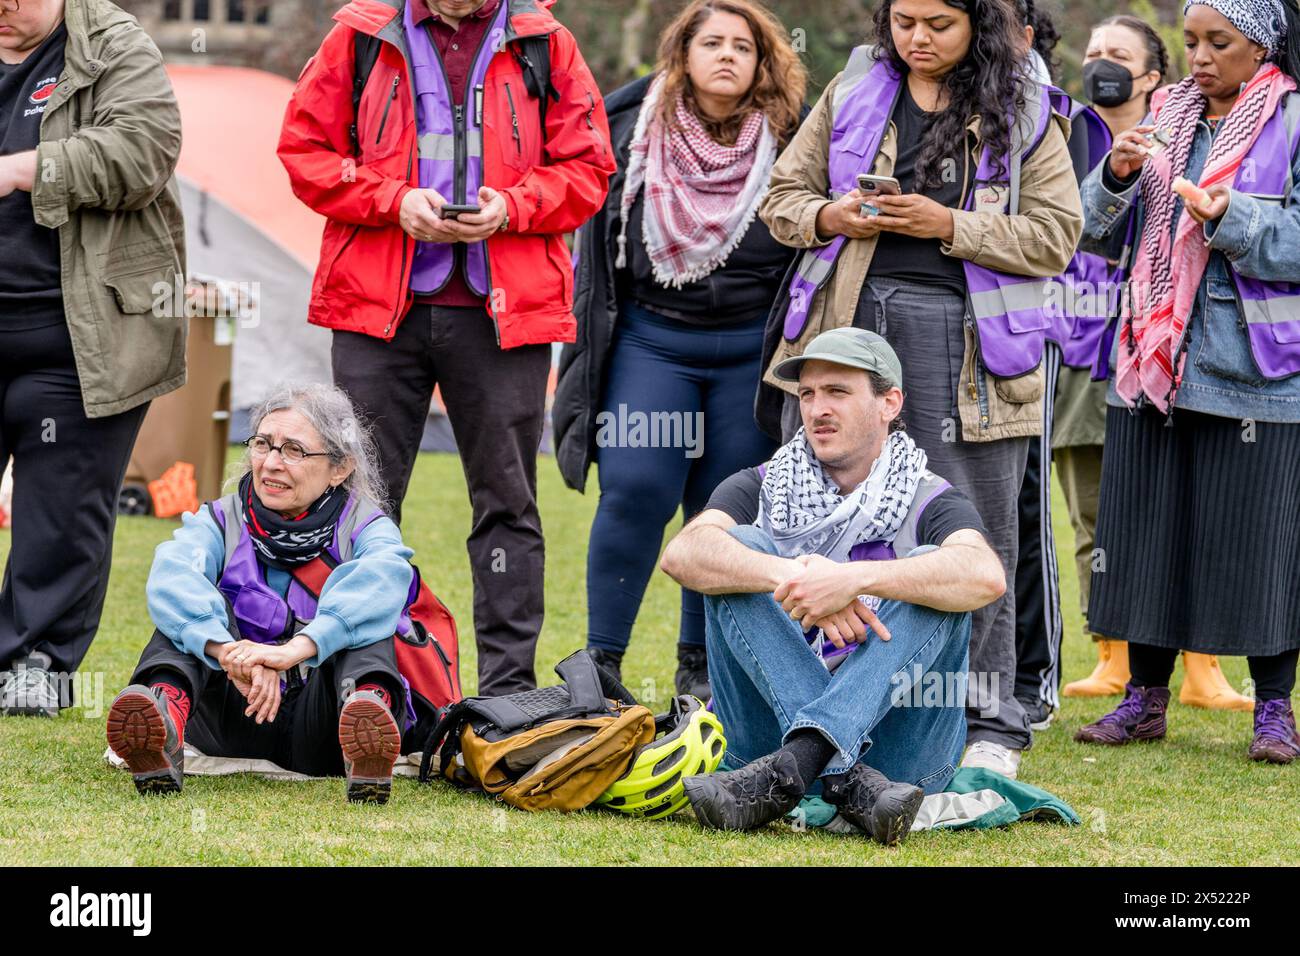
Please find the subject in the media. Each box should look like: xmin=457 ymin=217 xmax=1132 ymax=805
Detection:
xmin=0 ymin=321 xmax=148 ymax=677
xmin=131 ymin=626 xmax=407 ymax=776
xmin=1130 ymin=643 xmax=1299 ymax=701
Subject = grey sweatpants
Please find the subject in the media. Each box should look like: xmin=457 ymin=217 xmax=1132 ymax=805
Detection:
xmin=782 ymin=275 xmax=1033 ymax=751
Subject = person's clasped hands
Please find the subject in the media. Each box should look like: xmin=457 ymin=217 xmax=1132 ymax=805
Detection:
xmin=774 ymin=553 xmax=892 ymax=650
xmin=206 ymin=634 xmax=319 ymax=725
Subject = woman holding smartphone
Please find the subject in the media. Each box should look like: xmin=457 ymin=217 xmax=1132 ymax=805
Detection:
xmin=1074 ymin=0 xmax=1300 ymax=764
xmin=758 ymin=0 xmax=1082 ymax=778
xmin=1056 ymin=15 xmax=1250 ymax=710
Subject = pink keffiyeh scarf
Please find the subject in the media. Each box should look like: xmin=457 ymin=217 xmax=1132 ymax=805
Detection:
xmin=1118 ymin=64 xmax=1295 ymax=411
xmin=615 ymin=74 xmax=777 ymax=288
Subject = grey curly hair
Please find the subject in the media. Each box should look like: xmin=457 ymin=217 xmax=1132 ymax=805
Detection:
xmin=233 ymin=383 xmax=388 ymax=513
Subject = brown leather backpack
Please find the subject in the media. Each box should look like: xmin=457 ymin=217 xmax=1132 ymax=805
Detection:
xmin=417 ymin=650 xmax=655 ymax=813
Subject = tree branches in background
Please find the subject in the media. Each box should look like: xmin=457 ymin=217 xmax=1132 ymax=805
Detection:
xmin=117 ymin=0 xmax=1190 ymax=99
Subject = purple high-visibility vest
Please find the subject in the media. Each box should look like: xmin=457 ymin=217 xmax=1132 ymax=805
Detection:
xmin=780 ymin=46 xmax=1060 ymax=378
xmin=1220 ymin=94 xmax=1300 ymax=379
xmin=208 ymin=492 xmax=421 ymax=726
xmin=756 ymin=464 xmax=952 ymax=670
xmin=405 ymin=0 xmax=510 ymax=296
xmin=1049 ymin=100 xmax=1130 ymax=372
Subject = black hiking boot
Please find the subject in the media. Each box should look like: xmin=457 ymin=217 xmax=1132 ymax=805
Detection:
xmin=588 ymin=647 xmax=624 ymax=686
xmin=682 ymin=750 xmax=805 ymax=831
xmin=823 ymin=763 xmax=924 ymax=846
xmin=675 ymin=644 xmax=710 ymax=703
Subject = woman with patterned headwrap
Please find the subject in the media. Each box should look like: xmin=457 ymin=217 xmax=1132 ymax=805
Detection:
xmin=1074 ymin=0 xmax=1300 ymax=764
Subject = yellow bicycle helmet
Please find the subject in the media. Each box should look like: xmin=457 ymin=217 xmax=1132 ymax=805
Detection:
xmin=597 ymin=695 xmax=726 ymax=820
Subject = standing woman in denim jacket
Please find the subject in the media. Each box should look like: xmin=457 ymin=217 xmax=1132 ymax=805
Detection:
xmin=1075 ymin=0 xmax=1300 ymax=764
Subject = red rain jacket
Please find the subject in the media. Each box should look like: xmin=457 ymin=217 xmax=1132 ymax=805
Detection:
xmin=278 ymin=0 xmax=614 ymax=347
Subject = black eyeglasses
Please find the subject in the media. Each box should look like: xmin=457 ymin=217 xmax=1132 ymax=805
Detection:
xmin=243 ymin=435 xmax=332 ymax=465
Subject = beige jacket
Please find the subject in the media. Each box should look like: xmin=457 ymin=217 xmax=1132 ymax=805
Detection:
xmin=31 ymin=0 xmax=186 ymax=419
xmin=759 ymin=72 xmax=1083 ymax=441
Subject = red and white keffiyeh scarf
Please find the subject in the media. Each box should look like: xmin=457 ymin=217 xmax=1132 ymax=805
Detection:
xmin=615 ymin=74 xmax=777 ymax=288
xmin=1118 ymin=64 xmax=1295 ymax=411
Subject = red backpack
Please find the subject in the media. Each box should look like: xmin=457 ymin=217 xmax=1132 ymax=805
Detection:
xmin=291 ymin=558 xmax=463 ymax=739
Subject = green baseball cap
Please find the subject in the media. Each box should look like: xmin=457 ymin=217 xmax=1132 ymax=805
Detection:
xmin=772 ymin=328 xmax=904 ymax=389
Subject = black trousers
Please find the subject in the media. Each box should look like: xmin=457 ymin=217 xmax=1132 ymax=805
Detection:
xmin=130 ymin=626 xmax=405 ymax=777
xmin=331 ymin=304 xmax=552 ymax=696
xmin=1013 ymin=347 xmax=1064 ymax=709
xmin=0 ymin=321 xmax=147 ymax=681
xmin=1128 ymin=643 xmax=1299 ymax=701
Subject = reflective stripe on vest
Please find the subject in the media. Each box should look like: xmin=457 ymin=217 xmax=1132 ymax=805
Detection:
xmin=418 ymin=130 xmax=484 ymax=162
xmin=1228 ymin=93 xmax=1300 ymax=380
xmin=958 ymin=75 xmax=1056 ymax=377
xmin=404 ymin=0 xmax=509 ymax=296
xmin=780 ymin=46 xmax=1058 ymax=378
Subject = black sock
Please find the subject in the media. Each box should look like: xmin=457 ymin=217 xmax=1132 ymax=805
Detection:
xmin=780 ymin=730 xmax=836 ymax=788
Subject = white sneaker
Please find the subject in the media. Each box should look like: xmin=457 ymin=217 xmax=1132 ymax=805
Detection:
xmin=0 ymin=654 xmax=60 ymax=717
xmin=960 ymin=740 xmax=1021 ymax=779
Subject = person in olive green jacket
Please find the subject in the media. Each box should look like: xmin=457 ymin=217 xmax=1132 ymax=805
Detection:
xmin=0 ymin=0 xmax=184 ymax=717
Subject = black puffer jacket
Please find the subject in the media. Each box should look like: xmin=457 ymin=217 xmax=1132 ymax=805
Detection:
xmin=552 ymin=75 xmax=801 ymax=492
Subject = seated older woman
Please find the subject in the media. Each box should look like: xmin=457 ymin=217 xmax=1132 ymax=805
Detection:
xmin=106 ymin=384 xmax=415 ymax=803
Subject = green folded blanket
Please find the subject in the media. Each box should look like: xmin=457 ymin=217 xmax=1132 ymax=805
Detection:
xmin=792 ymin=767 xmax=1079 ymax=833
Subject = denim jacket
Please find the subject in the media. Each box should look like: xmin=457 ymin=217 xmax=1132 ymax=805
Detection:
xmin=1080 ymin=111 xmax=1300 ymax=423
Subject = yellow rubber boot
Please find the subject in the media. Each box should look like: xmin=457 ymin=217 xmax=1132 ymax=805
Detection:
xmin=1062 ymin=639 xmax=1130 ymax=697
xmin=1178 ymin=652 xmax=1254 ymax=711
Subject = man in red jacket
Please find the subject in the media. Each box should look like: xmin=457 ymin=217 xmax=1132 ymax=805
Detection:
xmin=279 ymin=0 xmax=614 ymax=695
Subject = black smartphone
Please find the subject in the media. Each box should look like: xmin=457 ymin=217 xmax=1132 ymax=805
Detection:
xmin=438 ymin=204 xmax=482 ymax=221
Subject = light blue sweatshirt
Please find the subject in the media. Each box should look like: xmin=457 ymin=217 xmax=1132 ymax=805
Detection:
xmin=145 ymin=506 xmax=415 ymax=670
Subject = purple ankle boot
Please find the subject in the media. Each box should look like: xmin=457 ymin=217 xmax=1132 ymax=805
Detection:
xmin=1248 ymin=698 xmax=1300 ymax=765
xmin=1075 ymin=683 xmax=1170 ymax=745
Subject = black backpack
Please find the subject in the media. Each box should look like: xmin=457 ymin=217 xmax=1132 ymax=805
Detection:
xmin=349 ymin=28 xmax=558 ymax=157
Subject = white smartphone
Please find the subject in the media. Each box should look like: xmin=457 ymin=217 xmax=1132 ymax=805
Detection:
xmin=856 ymin=174 xmax=902 ymax=215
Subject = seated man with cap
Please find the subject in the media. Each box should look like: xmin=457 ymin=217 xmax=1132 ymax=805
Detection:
xmin=660 ymin=328 xmax=1007 ymax=844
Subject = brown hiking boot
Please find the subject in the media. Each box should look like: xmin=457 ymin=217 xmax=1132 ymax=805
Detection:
xmin=338 ymin=689 xmax=401 ymax=804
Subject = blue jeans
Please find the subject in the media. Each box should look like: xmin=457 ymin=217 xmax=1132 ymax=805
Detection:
xmin=704 ymin=526 xmax=971 ymax=795
xmin=588 ymin=303 xmax=776 ymax=652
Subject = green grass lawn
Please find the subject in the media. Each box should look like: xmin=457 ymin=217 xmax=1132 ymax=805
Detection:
xmin=0 ymin=452 xmax=1293 ymax=866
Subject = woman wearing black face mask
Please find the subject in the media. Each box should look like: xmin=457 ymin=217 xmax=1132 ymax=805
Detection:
xmin=1056 ymin=19 xmax=1165 ymax=700
xmin=1081 ymin=20 xmax=1166 ymax=120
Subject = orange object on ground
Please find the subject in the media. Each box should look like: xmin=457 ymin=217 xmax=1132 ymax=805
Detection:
xmin=1062 ymin=638 xmax=1131 ymax=697
xmin=1180 ymin=651 xmax=1255 ymax=712
xmin=148 ymin=462 xmax=200 ymax=519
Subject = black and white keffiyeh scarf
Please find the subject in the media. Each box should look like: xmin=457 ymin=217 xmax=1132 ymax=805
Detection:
xmin=756 ymin=429 xmax=928 ymax=563
xmin=240 ymin=472 xmax=348 ymax=569
xmin=1182 ymin=0 xmax=1287 ymax=55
